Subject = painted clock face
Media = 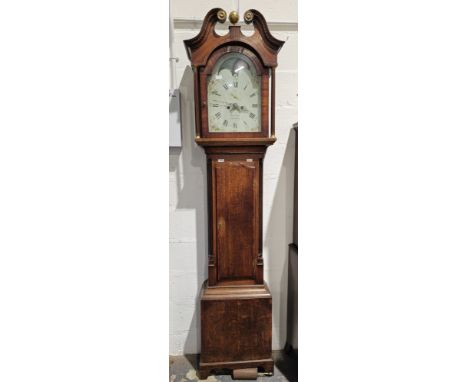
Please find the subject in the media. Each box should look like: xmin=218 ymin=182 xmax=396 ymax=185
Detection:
xmin=207 ymin=52 xmax=261 ymax=133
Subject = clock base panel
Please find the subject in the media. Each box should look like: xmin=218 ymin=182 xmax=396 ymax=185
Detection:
xmin=199 ymin=281 xmax=273 ymax=379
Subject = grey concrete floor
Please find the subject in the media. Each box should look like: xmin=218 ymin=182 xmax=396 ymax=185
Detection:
xmin=169 ymin=350 xmax=297 ymax=382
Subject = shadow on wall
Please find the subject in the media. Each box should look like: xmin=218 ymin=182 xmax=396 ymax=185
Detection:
xmin=169 ymin=65 xmax=208 ymax=355
xmin=265 ymin=127 xmax=296 ymax=350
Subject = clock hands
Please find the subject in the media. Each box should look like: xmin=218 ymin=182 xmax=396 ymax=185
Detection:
xmin=231 ymin=103 xmax=250 ymax=113
xmin=231 ymin=103 xmax=241 ymax=112
xmin=211 ymin=100 xmax=250 ymax=113
xmin=233 ymin=102 xmax=252 ymax=114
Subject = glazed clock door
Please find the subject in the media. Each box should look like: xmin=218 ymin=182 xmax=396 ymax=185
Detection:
xmin=212 ymin=159 xmax=259 ymax=284
xmin=207 ymin=52 xmax=262 ymax=133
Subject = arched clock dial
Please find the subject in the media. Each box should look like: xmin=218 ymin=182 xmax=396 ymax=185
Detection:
xmin=207 ymin=52 xmax=261 ymax=133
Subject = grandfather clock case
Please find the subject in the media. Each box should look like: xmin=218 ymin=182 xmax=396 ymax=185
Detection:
xmin=184 ymin=8 xmax=284 ymax=379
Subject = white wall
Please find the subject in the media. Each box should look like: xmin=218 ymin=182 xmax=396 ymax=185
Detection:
xmin=169 ymin=0 xmax=298 ymax=355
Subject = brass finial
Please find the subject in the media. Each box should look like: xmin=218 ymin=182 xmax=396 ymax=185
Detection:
xmin=217 ymin=9 xmax=227 ymax=23
xmin=229 ymin=10 xmax=239 ymax=24
xmin=244 ymin=10 xmax=254 ymax=24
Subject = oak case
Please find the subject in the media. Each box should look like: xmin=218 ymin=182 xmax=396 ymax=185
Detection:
xmin=184 ymin=8 xmax=284 ymax=379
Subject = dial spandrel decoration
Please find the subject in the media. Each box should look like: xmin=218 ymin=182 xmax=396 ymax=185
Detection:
xmin=207 ymin=52 xmax=261 ymax=133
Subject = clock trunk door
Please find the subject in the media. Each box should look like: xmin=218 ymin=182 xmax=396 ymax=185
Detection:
xmin=213 ymin=160 xmax=259 ymax=283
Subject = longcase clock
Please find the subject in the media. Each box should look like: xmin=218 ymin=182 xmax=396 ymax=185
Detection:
xmin=183 ymin=8 xmax=284 ymax=379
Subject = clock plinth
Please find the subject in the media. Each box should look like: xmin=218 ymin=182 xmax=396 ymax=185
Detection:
xmin=199 ymin=281 xmax=274 ymax=379
xmin=183 ymin=8 xmax=284 ymax=380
